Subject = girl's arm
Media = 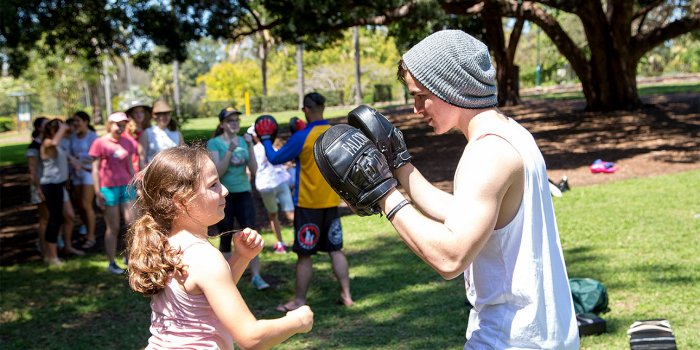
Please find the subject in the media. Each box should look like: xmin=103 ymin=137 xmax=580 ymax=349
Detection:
xmin=209 ymin=141 xmax=235 ymax=177
xmin=138 ymin=132 xmax=148 ymax=169
xmin=27 ymin=155 xmax=45 ymax=201
xmin=190 ymin=244 xmax=313 ymax=350
xmin=92 ymin=158 xmax=104 ymax=209
xmin=244 ymin=134 xmax=258 ymax=176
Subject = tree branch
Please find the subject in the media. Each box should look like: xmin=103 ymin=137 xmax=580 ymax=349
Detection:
xmin=530 ymin=0 xmax=580 ymax=14
xmin=516 ymin=2 xmax=590 ymax=83
xmin=632 ymin=0 xmax=664 ymax=20
xmin=632 ymin=15 xmax=700 ymax=61
xmin=355 ymin=1 xmax=419 ymax=26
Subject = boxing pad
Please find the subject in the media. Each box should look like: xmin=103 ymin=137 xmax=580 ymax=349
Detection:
xmin=254 ymin=114 xmax=278 ymax=142
xmin=314 ymin=124 xmax=396 ymax=216
xmin=347 ymin=105 xmax=411 ymax=174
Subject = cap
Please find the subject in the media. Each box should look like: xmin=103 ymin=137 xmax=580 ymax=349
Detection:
xmin=246 ymin=125 xmax=256 ymax=137
xmin=152 ymin=100 xmax=173 ymax=114
xmin=108 ymin=112 xmax=129 ymax=123
xmin=402 ymin=30 xmax=497 ymax=109
xmin=219 ymin=107 xmax=242 ymax=121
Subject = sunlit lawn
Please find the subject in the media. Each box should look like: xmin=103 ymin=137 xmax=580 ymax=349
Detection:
xmin=1 ymin=170 xmax=699 ymax=349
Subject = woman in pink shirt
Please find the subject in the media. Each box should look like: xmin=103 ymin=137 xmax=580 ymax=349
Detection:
xmin=126 ymin=146 xmax=313 ymax=349
xmin=89 ymin=112 xmax=136 ymax=274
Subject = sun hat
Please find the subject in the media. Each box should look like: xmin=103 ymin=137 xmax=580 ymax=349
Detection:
xmin=124 ymin=99 xmax=151 ymax=115
xmin=108 ymin=112 xmax=129 ymax=123
xmin=402 ymin=29 xmax=498 ymax=109
xmin=152 ymin=100 xmax=173 ymax=114
xmin=218 ymin=107 xmax=242 ymax=121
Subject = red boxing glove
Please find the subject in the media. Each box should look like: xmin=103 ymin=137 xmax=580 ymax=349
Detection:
xmin=289 ymin=116 xmax=307 ymax=134
xmin=254 ymin=115 xmax=278 ymax=142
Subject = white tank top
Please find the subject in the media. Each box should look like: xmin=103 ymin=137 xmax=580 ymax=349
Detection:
xmin=462 ymin=118 xmax=579 ymax=349
xmin=146 ymin=126 xmax=180 ymax=163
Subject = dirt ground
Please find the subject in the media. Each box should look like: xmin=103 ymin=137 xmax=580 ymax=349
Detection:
xmin=1 ymin=92 xmax=698 ymax=265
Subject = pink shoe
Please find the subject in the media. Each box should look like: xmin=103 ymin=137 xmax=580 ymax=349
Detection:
xmin=273 ymin=242 xmax=287 ymax=254
xmin=590 ymin=159 xmax=617 ymax=174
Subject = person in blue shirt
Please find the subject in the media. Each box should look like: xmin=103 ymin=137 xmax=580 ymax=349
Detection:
xmin=260 ymin=93 xmax=353 ymax=311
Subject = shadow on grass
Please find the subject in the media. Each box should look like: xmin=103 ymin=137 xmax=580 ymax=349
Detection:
xmin=0 ymin=260 xmax=150 ymax=350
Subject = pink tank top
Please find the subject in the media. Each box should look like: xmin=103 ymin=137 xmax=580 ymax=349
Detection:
xmin=147 ymin=242 xmax=234 ymax=350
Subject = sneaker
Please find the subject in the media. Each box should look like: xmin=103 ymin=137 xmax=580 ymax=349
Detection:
xmin=107 ymin=262 xmax=125 ymax=275
xmin=251 ymin=274 xmax=270 ymax=290
xmin=273 ymin=242 xmax=287 ymax=254
xmin=557 ymin=176 xmax=570 ymax=192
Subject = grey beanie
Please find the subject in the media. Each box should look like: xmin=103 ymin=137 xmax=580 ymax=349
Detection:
xmin=402 ymin=30 xmax=497 ymax=109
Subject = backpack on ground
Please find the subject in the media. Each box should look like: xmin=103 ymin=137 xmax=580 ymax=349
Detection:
xmin=569 ymin=278 xmax=609 ymax=336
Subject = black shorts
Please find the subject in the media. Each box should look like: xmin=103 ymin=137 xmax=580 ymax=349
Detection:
xmin=293 ymin=206 xmax=343 ymax=255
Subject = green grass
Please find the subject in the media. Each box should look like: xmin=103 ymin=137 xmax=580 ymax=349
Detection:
xmin=180 ymin=107 xmax=352 ymax=144
xmin=1 ymin=170 xmax=699 ymax=349
xmin=0 ymin=108 xmax=354 ymax=166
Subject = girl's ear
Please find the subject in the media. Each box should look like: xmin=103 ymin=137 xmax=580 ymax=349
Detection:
xmin=172 ymin=192 xmax=188 ymax=213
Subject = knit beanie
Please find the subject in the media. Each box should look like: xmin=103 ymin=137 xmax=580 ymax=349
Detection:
xmin=402 ymin=30 xmax=497 ymax=109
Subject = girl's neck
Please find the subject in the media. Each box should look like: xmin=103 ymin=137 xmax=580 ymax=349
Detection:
xmin=109 ymin=132 xmax=121 ymax=141
xmin=77 ymin=128 xmax=87 ymax=137
xmin=170 ymin=215 xmax=208 ymax=240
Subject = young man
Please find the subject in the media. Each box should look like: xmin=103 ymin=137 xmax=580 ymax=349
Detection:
xmin=256 ymin=92 xmax=353 ymax=311
xmin=317 ymin=30 xmax=579 ymax=349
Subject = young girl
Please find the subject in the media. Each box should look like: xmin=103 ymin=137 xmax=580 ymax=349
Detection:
xmin=139 ymin=100 xmax=183 ymax=169
xmin=125 ymin=99 xmax=151 ymax=173
xmin=127 ymin=146 xmax=313 ymax=349
xmin=89 ymin=112 xmax=136 ymax=274
xmin=40 ymin=119 xmax=82 ymax=264
xmin=69 ymin=111 xmax=98 ymax=249
xmin=207 ymin=107 xmax=269 ymax=290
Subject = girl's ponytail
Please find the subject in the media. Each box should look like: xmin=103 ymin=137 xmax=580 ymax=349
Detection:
xmin=127 ymin=212 xmax=182 ymax=296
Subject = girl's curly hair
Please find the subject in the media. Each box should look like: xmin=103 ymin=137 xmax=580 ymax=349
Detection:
xmin=126 ymin=145 xmax=209 ymax=296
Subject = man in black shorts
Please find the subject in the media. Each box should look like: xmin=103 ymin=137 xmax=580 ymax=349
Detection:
xmin=256 ymin=92 xmax=353 ymax=311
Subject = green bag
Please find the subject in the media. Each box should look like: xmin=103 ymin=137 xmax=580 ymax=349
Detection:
xmin=569 ymin=278 xmax=609 ymax=315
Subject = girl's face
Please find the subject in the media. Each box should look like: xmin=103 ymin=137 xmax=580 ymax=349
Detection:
xmin=129 ymin=107 xmax=147 ymax=125
xmin=109 ymin=121 xmax=127 ymax=137
xmin=220 ymin=115 xmax=241 ymax=135
xmin=154 ymin=111 xmax=171 ymax=128
xmin=183 ymin=158 xmax=228 ymax=226
xmin=72 ymin=117 xmax=87 ymax=133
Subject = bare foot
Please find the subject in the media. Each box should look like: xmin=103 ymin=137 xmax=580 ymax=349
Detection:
xmin=64 ymin=247 xmax=85 ymax=256
xmin=337 ymin=294 xmax=354 ymax=307
xmin=275 ymin=300 xmax=303 ymax=312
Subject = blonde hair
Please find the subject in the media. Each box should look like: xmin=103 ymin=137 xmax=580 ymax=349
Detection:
xmin=126 ymin=145 xmax=210 ymax=296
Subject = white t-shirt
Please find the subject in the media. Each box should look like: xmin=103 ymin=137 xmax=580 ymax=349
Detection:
xmin=462 ymin=118 xmax=579 ymax=349
xmin=146 ymin=126 xmax=180 ymax=162
xmin=253 ymin=142 xmax=291 ymax=192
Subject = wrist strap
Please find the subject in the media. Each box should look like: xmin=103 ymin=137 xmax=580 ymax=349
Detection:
xmin=386 ymin=199 xmax=410 ymax=221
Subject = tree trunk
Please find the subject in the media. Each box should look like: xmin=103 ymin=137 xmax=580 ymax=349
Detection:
xmin=296 ymin=43 xmax=305 ymax=109
xmin=90 ymin=81 xmax=103 ymax=125
xmin=173 ymin=60 xmax=181 ymax=117
xmin=481 ymin=2 xmax=521 ymax=107
xmin=102 ymin=60 xmax=112 ymax=117
xmin=353 ymin=26 xmax=362 ymax=106
xmin=260 ymin=38 xmax=268 ymax=96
